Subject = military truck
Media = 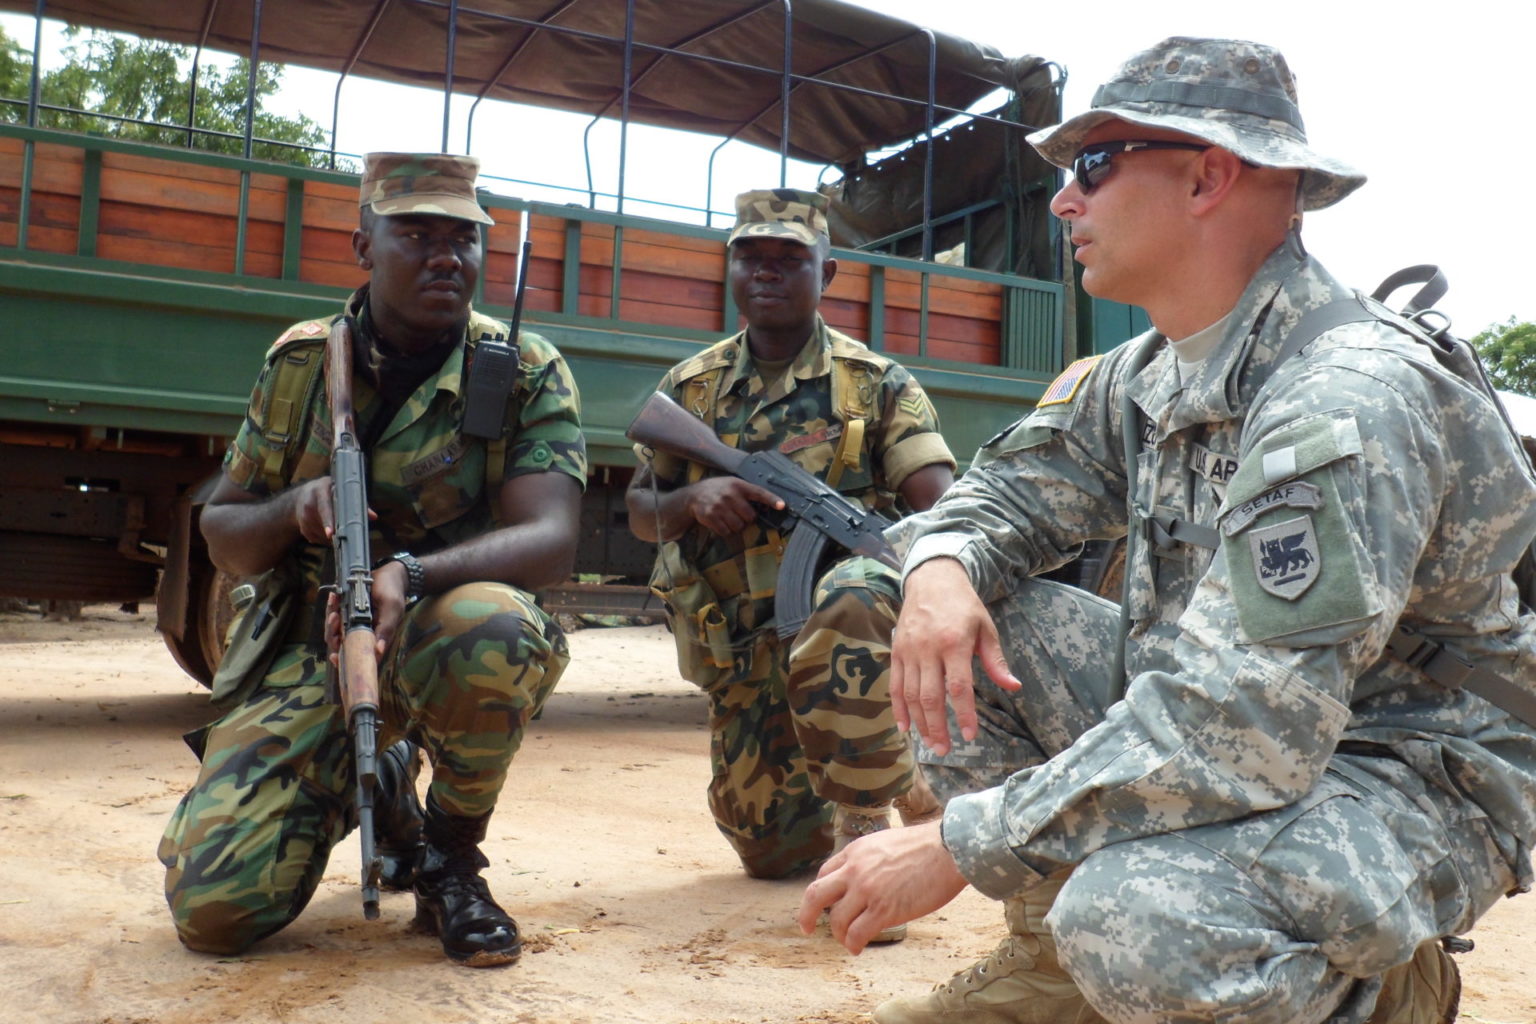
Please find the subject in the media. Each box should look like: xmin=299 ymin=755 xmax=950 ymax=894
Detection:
xmin=0 ymin=0 xmax=1147 ymax=682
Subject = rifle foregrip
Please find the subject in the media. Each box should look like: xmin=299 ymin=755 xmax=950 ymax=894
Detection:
xmin=339 ymin=630 xmax=382 ymax=712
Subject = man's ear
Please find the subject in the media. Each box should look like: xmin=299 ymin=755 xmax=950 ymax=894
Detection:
xmin=821 ymin=255 xmax=838 ymax=290
xmin=352 ymin=227 xmax=372 ymax=269
xmin=1188 ymin=147 xmax=1244 ymax=214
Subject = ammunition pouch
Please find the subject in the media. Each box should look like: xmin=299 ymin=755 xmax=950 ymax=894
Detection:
xmin=650 ymin=544 xmax=735 ymax=690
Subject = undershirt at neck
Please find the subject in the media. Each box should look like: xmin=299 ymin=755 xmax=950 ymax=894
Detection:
xmin=752 ymin=353 xmax=796 ymax=390
xmin=1170 ymin=312 xmax=1231 ymax=383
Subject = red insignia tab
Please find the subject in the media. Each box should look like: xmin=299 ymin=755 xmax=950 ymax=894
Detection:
xmin=779 ymin=423 xmax=841 ymax=454
xmin=275 ymin=320 xmax=328 ymax=347
xmin=1037 ymin=356 xmax=1102 ymax=408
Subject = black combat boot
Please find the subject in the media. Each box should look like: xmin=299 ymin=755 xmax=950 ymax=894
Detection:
xmin=413 ymin=794 xmax=522 ymax=967
xmin=373 ymin=739 xmax=425 ymax=892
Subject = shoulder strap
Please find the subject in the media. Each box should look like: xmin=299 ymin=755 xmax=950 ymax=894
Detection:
xmin=258 ymin=329 xmax=330 ymax=483
xmin=1114 ymin=335 xmax=1165 ymax=693
xmin=826 ymin=355 xmax=879 ymax=489
xmin=675 ymin=363 xmax=730 ymax=486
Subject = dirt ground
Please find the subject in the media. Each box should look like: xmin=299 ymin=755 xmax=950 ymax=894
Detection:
xmin=0 ymin=606 xmax=1531 ymax=1024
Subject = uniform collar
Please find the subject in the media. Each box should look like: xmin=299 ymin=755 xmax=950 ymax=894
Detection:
xmin=723 ymin=314 xmax=835 ymax=403
xmin=342 ymin=287 xmax=474 ymax=441
xmin=1124 ymin=246 xmax=1355 ymax=436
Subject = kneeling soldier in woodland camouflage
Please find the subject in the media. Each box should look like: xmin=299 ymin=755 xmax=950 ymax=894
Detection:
xmin=158 ymin=153 xmax=586 ymax=967
xmin=626 ymin=189 xmax=955 ymax=940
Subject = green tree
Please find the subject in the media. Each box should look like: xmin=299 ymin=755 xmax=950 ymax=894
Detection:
xmin=1472 ymin=318 xmax=1536 ymax=398
xmin=0 ymin=22 xmax=31 ymax=103
xmin=1 ymin=24 xmax=333 ymax=168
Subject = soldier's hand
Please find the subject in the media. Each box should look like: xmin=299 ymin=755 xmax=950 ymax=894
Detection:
xmin=291 ymin=477 xmax=336 ymax=545
xmin=890 ymin=557 xmax=1021 ymax=755
xmin=369 ymin=559 xmax=411 ymax=657
xmin=685 ymin=477 xmax=785 ymax=536
xmin=797 ymin=820 xmax=967 ymax=955
xmin=324 ymin=590 xmax=342 ymax=667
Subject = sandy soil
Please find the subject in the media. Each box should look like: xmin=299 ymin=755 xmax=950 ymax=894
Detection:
xmin=0 ymin=605 xmax=1531 ymax=1024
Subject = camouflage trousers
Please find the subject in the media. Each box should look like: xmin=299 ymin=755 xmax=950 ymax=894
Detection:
xmin=703 ymin=556 xmax=913 ymax=879
xmin=920 ymin=576 xmax=1517 ymax=1024
xmin=157 ymin=582 xmax=568 ymax=955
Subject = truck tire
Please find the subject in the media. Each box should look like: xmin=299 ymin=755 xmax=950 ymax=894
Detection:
xmin=158 ymin=557 xmax=237 ymax=688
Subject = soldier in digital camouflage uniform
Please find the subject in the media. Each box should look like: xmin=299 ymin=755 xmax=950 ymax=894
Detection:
xmin=626 ymin=189 xmax=955 ymax=938
xmin=158 ymin=152 xmax=586 ymax=967
xmin=798 ymin=37 xmax=1536 ymax=1023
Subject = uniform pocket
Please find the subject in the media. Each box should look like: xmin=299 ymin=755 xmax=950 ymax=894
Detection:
xmin=403 ymin=438 xmax=485 ymax=530
xmin=209 ymin=566 xmax=300 ymax=708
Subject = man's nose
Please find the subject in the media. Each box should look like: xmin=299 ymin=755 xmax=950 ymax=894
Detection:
xmin=425 ymin=239 xmax=462 ymax=267
xmin=1049 ymin=179 xmax=1085 ymax=219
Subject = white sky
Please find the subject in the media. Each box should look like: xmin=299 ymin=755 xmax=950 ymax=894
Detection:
xmin=5 ymin=1 xmax=1530 ymax=333
xmin=870 ymin=0 xmax=1533 ymax=337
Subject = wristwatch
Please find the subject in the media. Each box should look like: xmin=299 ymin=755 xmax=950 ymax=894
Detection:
xmin=384 ymin=552 xmax=426 ymax=601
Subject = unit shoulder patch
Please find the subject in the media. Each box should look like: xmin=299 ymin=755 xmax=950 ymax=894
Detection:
xmin=1248 ymin=515 xmax=1321 ymax=600
xmin=1038 ymin=356 xmax=1102 ymax=407
xmin=1222 ymin=481 xmax=1324 ymax=537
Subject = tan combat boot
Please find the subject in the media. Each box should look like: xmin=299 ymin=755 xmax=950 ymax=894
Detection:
xmin=873 ymin=872 xmax=1108 ymax=1024
xmin=1364 ymin=939 xmax=1462 ymax=1023
xmin=893 ymin=767 xmax=944 ymax=827
xmin=831 ymin=805 xmax=906 ymax=943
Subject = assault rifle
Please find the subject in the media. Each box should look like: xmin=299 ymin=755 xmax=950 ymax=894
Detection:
xmin=324 ymin=318 xmax=384 ymax=920
xmin=626 ymin=391 xmax=901 ymax=642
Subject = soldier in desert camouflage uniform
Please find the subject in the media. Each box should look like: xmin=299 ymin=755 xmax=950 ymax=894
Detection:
xmin=626 ymin=190 xmax=955 ymax=928
xmin=798 ymin=37 xmax=1536 ymax=1023
xmin=158 ymin=152 xmax=586 ymax=967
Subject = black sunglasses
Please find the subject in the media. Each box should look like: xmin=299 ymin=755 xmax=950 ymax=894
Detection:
xmin=1071 ymin=140 xmax=1210 ymax=193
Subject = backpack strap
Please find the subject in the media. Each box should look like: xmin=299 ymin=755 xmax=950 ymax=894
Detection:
xmin=1242 ymin=278 xmax=1536 ymax=727
xmin=1387 ymin=623 xmax=1536 ymax=729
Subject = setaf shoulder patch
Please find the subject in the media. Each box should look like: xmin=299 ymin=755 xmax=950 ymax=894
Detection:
xmin=1218 ymin=409 xmax=1379 ymax=645
xmin=1037 ymin=356 xmax=1102 ymax=407
xmin=1248 ymin=514 xmax=1321 ymax=600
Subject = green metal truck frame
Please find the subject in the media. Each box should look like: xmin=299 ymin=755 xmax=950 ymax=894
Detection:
xmin=0 ymin=0 xmax=1147 ymax=681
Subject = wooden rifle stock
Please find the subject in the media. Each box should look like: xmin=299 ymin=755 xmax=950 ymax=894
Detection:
xmin=625 ymin=392 xmax=749 ymax=476
xmin=325 ymin=318 xmax=384 ymax=920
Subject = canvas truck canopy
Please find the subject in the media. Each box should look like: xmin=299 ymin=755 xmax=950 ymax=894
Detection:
xmin=0 ymin=0 xmax=1051 ymax=169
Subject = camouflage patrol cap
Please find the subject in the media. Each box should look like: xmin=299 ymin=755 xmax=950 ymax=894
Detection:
xmin=359 ymin=152 xmax=494 ymax=226
xmin=726 ymin=188 xmax=829 ymax=248
xmin=1028 ymin=37 xmax=1365 ymax=211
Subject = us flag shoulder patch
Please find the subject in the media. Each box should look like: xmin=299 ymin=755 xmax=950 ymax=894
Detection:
xmin=1038 ymin=356 xmax=1102 ymax=407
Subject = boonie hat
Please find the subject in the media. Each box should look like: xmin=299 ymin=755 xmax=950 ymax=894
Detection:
xmin=360 ymin=152 xmax=495 ymax=226
xmin=727 ymin=188 xmax=829 ymax=248
xmin=1028 ymin=37 xmax=1365 ymax=211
